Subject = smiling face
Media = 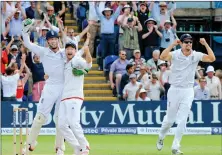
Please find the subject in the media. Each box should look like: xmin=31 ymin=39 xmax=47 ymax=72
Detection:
xmin=65 ymin=46 xmax=76 ymax=61
xmin=47 ymin=37 xmax=58 ymax=50
xmin=181 ymin=39 xmax=193 ymax=52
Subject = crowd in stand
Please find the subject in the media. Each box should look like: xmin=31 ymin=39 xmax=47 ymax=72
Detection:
xmin=1 ymin=1 xmax=222 ymax=102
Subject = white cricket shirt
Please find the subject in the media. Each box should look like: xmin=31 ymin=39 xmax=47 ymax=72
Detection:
xmin=1 ymin=73 xmax=19 ymax=97
xmin=169 ymin=49 xmax=205 ymax=88
xmin=61 ymin=56 xmax=92 ymax=100
xmin=23 ymin=32 xmax=66 ymax=85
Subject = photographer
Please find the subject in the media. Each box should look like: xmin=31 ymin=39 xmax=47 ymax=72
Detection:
xmin=159 ymin=12 xmax=177 ymax=53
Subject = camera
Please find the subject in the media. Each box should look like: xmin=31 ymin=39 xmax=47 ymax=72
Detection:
xmin=165 ymin=38 xmax=170 ymax=42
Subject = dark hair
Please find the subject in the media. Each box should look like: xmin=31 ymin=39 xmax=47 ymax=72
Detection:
xmin=5 ymin=67 xmax=14 ymax=75
xmin=126 ymin=64 xmax=134 ymax=71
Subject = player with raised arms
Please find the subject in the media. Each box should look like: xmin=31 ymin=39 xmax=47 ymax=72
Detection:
xmin=156 ymin=34 xmax=216 ymax=155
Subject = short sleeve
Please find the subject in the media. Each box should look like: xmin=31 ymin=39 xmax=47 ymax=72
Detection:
xmin=171 ymin=50 xmax=177 ymax=60
xmin=75 ymin=36 xmax=80 ymax=42
xmin=110 ymin=61 xmax=116 ymax=72
xmin=14 ymin=73 xmax=20 ymax=80
xmin=195 ymin=52 xmax=205 ymax=62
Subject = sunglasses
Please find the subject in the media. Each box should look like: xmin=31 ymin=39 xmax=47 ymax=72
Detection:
xmin=147 ymin=22 xmax=154 ymax=24
xmin=11 ymin=49 xmax=18 ymax=51
xmin=121 ymin=54 xmax=126 ymax=56
xmin=68 ymin=32 xmax=74 ymax=33
xmin=47 ymin=10 xmax=54 ymax=12
xmin=183 ymin=41 xmax=193 ymax=44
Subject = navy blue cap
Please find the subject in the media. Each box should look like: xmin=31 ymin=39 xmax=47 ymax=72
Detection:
xmin=46 ymin=30 xmax=59 ymax=40
xmin=180 ymin=34 xmax=192 ymax=42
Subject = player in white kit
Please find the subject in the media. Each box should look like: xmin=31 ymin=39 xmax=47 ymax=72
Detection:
xmin=156 ymin=34 xmax=216 ymax=155
xmin=57 ymin=38 xmax=92 ymax=155
xmin=22 ymin=19 xmax=66 ymax=154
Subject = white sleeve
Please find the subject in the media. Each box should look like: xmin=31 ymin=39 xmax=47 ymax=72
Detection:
xmin=75 ymin=35 xmax=80 ymax=42
xmin=52 ymin=26 xmax=60 ymax=33
xmin=22 ymin=32 xmax=45 ymax=58
xmin=76 ymin=49 xmax=84 ymax=57
xmin=195 ymin=51 xmax=206 ymax=62
xmin=14 ymin=73 xmax=20 ymax=80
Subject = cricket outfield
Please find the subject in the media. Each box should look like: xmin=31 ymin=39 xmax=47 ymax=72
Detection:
xmin=2 ymin=135 xmax=221 ymax=155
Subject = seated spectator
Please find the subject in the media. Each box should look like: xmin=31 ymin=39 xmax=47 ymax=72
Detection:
xmin=135 ymin=86 xmax=151 ymax=101
xmin=159 ymin=13 xmax=177 ymax=53
xmin=150 ymin=1 xmax=176 ymax=26
xmin=8 ymin=4 xmax=26 ymax=38
xmin=120 ymin=64 xmax=134 ymax=99
xmin=146 ymin=74 xmax=164 ymax=101
xmin=123 ymin=73 xmax=141 ymax=101
xmin=25 ymin=2 xmax=36 ymax=19
xmin=137 ymin=65 xmax=151 ymax=86
xmin=146 ymin=49 xmax=161 ymax=74
xmin=109 ymin=50 xmax=129 ymax=97
xmin=121 ymin=17 xmax=142 ymax=59
xmin=16 ymin=62 xmax=31 ymax=102
xmin=129 ymin=50 xmax=146 ymax=75
xmin=142 ymin=18 xmax=162 ymax=60
xmin=205 ymin=66 xmax=221 ymax=100
xmin=194 ymin=77 xmax=210 ymax=100
xmin=1 ymin=54 xmax=26 ymax=101
xmin=27 ymin=52 xmax=45 ymax=102
xmin=95 ymin=2 xmax=122 ymax=68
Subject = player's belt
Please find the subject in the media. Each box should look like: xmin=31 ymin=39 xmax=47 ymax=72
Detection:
xmin=61 ymin=97 xmax=84 ymax=101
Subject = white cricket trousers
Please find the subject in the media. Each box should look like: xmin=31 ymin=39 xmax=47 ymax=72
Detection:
xmin=28 ymin=84 xmax=65 ymax=150
xmin=58 ymin=98 xmax=89 ymax=150
xmin=159 ymin=86 xmax=194 ymax=150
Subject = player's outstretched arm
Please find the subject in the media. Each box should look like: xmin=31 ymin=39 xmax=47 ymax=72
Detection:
xmin=200 ymin=38 xmax=216 ymax=62
xmin=160 ymin=39 xmax=180 ymax=61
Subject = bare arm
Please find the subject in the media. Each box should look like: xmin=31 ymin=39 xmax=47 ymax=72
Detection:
xmin=171 ymin=12 xmax=177 ymax=29
xmin=78 ymin=25 xmax=89 ymax=40
xmin=58 ymin=2 xmax=66 ymax=17
xmin=149 ymin=2 xmax=154 ymax=11
xmin=135 ymin=84 xmax=143 ymax=99
xmin=22 ymin=64 xmax=31 ymax=85
xmin=137 ymin=20 xmax=143 ymax=32
xmin=142 ymin=31 xmax=152 ymax=39
xmin=154 ymin=25 xmax=163 ymax=38
xmin=132 ymin=2 xmax=138 ymax=11
xmin=200 ymin=38 xmax=216 ymax=62
xmin=6 ymin=36 xmax=15 ymax=53
xmin=160 ymin=39 xmax=180 ymax=61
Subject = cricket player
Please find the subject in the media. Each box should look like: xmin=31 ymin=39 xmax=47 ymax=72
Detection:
xmin=22 ymin=19 xmax=66 ymax=154
xmin=57 ymin=39 xmax=92 ymax=155
xmin=156 ymin=34 xmax=216 ymax=155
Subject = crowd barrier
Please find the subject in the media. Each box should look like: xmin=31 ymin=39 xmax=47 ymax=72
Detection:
xmin=1 ymin=101 xmax=221 ymax=135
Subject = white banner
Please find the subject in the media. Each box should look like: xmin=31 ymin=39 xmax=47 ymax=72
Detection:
xmin=137 ymin=127 xmax=212 ymax=135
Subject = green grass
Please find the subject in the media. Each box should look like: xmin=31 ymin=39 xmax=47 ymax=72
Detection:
xmin=2 ymin=135 xmax=221 ymax=155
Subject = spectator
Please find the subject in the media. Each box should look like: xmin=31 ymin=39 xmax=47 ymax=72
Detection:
xmin=7 ymin=44 xmax=21 ymax=67
xmin=45 ymin=5 xmax=58 ymax=27
xmin=132 ymin=1 xmax=151 ymax=55
xmin=129 ymin=50 xmax=146 ymax=75
xmin=194 ymin=77 xmax=210 ymax=100
xmin=123 ymin=73 xmax=141 ymax=101
xmin=1 ymin=2 xmax=11 ymax=37
xmin=146 ymin=74 xmax=164 ymax=101
xmin=77 ymin=2 xmax=89 ymax=32
xmin=159 ymin=13 xmax=177 ymax=53
xmin=37 ymin=26 xmax=49 ymax=47
xmin=216 ymin=72 xmax=222 ymax=94
xmin=95 ymin=2 xmax=122 ymax=68
xmin=53 ymin=2 xmax=66 ymax=23
xmin=36 ymin=1 xmax=49 ymax=20
xmin=196 ymin=65 xmax=205 ymax=78
xmin=157 ymin=60 xmax=171 ymax=96
xmin=142 ymin=18 xmax=162 ymax=60
xmin=150 ymin=1 xmax=176 ymax=26
xmin=16 ymin=62 xmax=31 ymax=102
xmin=205 ymin=66 xmax=222 ymax=100
xmin=117 ymin=4 xmax=136 ymax=51
xmin=146 ymin=50 xmax=161 ymax=74
xmin=1 ymin=35 xmax=9 ymax=74
xmin=8 ymin=4 xmax=26 ymax=38
xmin=135 ymin=86 xmax=151 ymax=101
xmin=137 ymin=65 xmax=151 ymax=86
xmin=120 ymin=64 xmax=134 ymax=99
xmin=4 ymin=2 xmax=16 ymax=18
xmin=88 ymin=2 xmax=100 ymax=57
xmin=215 ymin=69 xmax=222 ymax=77
xmin=1 ymin=54 xmax=26 ymax=101
xmin=25 ymin=2 xmax=36 ymax=19
xmin=109 ymin=50 xmax=129 ymax=97
xmin=27 ymin=52 xmax=45 ymax=102
xmin=121 ymin=17 xmax=143 ymax=59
